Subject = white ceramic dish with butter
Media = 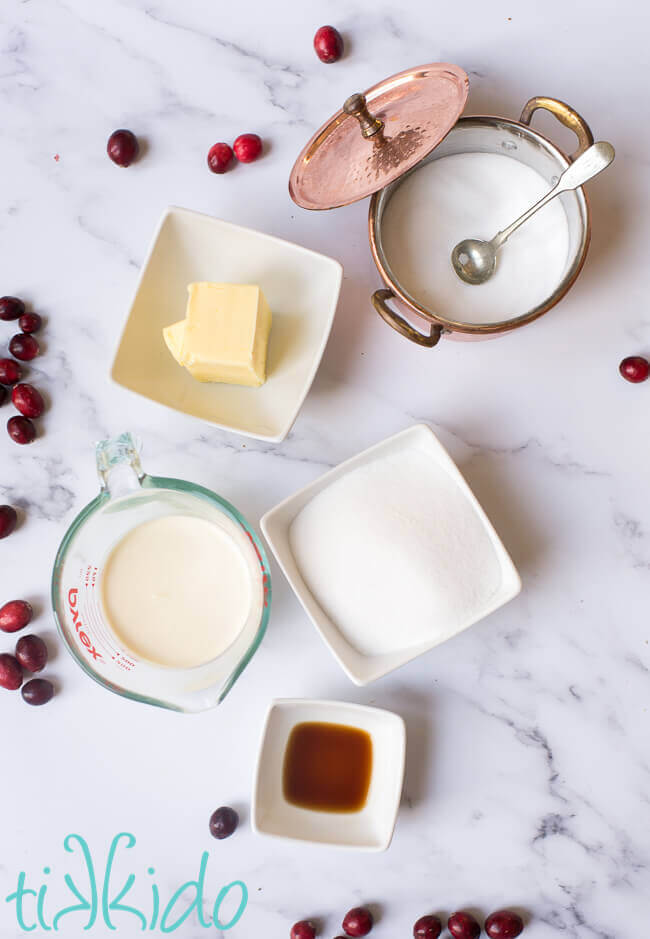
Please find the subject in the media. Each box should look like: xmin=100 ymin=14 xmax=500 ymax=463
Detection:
xmin=252 ymin=699 xmax=406 ymax=852
xmin=261 ymin=424 xmax=521 ymax=685
xmin=111 ymin=207 xmax=343 ymax=442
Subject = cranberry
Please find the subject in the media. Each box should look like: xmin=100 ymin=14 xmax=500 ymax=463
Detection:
xmin=107 ymin=129 xmax=139 ymax=167
xmin=0 ymin=358 xmax=22 ymax=384
xmin=209 ymin=806 xmax=239 ymax=839
xmin=0 ymin=505 xmax=18 ymax=539
xmin=207 ymin=142 xmax=234 ymax=174
xmin=448 ymin=912 xmax=481 ymax=939
xmin=291 ymin=921 xmax=316 ymax=939
xmin=0 ymin=600 xmax=33 ymax=633
xmin=15 ymin=635 xmax=48 ymax=673
xmin=12 ymin=384 xmax=44 ymax=419
xmin=0 ymin=296 xmax=25 ymax=321
xmin=22 ymin=678 xmax=54 ymax=705
xmin=19 ymin=312 xmax=42 ymax=334
xmin=414 ymin=915 xmax=442 ymax=938
xmin=342 ymin=908 xmax=373 ymax=937
xmin=7 ymin=416 xmax=36 ymax=444
xmin=485 ymin=911 xmax=524 ymax=938
xmin=313 ymin=25 xmax=344 ymax=63
xmin=233 ymin=133 xmax=263 ymax=163
xmin=0 ymin=385 xmax=6 ymax=407
xmin=619 ymin=355 xmax=649 ymax=383
xmin=9 ymin=334 xmax=39 ymax=361
xmin=0 ymin=653 xmax=22 ymax=691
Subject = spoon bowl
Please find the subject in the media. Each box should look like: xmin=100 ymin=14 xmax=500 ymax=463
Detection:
xmin=451 ymin=238 xmax=498 ymax=285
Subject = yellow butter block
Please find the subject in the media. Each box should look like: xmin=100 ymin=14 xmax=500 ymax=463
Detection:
xmin=162 ymin=283 xmax=272 ymax=388
xmin=162 ymin=320 xmax=186 ymax=364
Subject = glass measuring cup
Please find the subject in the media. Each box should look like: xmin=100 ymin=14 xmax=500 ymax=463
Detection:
xmin=51 ymin=433 xmax=271 ymax=712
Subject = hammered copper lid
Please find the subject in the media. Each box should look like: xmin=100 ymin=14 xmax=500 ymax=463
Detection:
xmin=289 ymin=63 xmax=469 ymax=211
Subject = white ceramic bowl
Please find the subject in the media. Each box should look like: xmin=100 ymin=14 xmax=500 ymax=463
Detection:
xmin=261 ymin=424 xmax=521 ymax=685
xmin=111 ymin=207 xmax=343 ymax=442
xmin=252 ymin=699 xmax=406 ymax=851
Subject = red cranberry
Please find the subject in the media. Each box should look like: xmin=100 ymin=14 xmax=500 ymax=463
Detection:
xmin=15 ymin=635 xmax=48 ymax=673
xmin=0 ymin=653 xmax=22 ymax=691
xmin=22 ymin=678 xmax=54 ymax=705
xmin=414 ymin=915 xmax=442 ymax=938
xmin=290 ymin=921 xmax=316 ymax=939
xmin=342 ymin=908 xmax=373 ymax=937
xmin=313 ymin=25 xmax=344 ymax=63
xmin=19 ymin=312 xmax=42 ymax=334
xmin=7 ymin=416 xmax=36 ymax=444
xmin=619 ymin=355 xmax=649 ymax=383
xmin=0 ymin=296 xmax=25 ymax=321
xmin=0 ymin=358 xmax=22 ymax=384
xmin=485 ymin=911 xmax=524 ymax=938
xmin=0 ymin=385 xmax=6 ymax=407
xmin=0 ymin=505 xmax=18 ymax=539
xmin=233 ymin=133 xmax=263 ymax=163
xmin=12 ymin=384 xmax=44 ymax=419
xmin=448 ymin=912 xmax=481 ymax=939
xmin=0 ymin=600 xmax=33 ymax=633
xmin=9 ymin=334 xmax=39 ymax=361
xmin=209 ymin=806 xmax=239 ymax=839
xmin=107 ymin=129 xmax=139 ymax=167
xmin=207 ymin=142 xmax=234 ymax=174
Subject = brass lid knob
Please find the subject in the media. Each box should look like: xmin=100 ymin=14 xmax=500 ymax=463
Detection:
xmin=343 ymin=93 xmax=384 ymax=139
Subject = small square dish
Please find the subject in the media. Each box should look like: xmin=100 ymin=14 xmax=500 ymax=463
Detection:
xmin=252 ymin=699 xmax=406 ymax=851
xmin=261 ymin=424 xmax=521 ymax=685
xmin=111 ymin=207 xmax=343 ymax=442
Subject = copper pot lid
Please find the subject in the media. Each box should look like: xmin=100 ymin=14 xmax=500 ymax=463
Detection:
xmin=289 ymin=62 xmax=469 ymax=211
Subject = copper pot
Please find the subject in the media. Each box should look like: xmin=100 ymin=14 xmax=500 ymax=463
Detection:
xmin=368 ymin=97 xmax=593 ymax=347
xmin=290 ymin=65 xmax=601 ymax=351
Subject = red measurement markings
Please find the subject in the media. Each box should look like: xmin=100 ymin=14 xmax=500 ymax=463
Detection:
xmin=243 ymin=529 xmax=271 ymax=607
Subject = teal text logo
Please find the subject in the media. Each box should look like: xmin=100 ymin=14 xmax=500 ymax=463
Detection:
xmin=5 ymin=833 xmax=248 ymax=932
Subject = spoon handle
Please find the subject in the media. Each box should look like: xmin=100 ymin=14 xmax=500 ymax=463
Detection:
xmin=492 ymin=140 xmax=615 ymax=250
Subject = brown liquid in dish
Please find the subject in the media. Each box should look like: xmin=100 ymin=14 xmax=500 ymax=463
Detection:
xmin=282 ymin=721 xmax=373 ymax=813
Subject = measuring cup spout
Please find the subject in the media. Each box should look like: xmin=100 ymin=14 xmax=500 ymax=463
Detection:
xmin=96 ymin=432 xmax=146 ymax=495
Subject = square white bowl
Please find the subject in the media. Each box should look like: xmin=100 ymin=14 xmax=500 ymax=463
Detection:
xmin=111 ymin=207 xmax=343 ymax=442
xmin=252 ymin=698 xmax=406 ymax=851
xmin=261 ymin=423 xmax=521 ymax=685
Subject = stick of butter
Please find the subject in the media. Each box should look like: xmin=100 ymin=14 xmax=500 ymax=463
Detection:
xmin=163 ymin=283 xmax=272 ymax=388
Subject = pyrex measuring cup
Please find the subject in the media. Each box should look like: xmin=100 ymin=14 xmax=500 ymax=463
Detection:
xmin=51 ymin=433 xmax=271 ymax=712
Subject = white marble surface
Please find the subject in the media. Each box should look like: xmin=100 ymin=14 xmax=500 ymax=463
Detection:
xmin=1 ymin=0 xmax=649 ymax=936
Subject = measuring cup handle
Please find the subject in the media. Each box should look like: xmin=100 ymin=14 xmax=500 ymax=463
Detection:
xmin=519 ymin=97 xmax=594 ymax=161
xmin=372 ymin=289 xmax=443 ymax=348
xmin=96 ymin=432 xmax=145 ymax=494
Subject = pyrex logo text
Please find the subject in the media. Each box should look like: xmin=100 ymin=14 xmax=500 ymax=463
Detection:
xmin=68 ymin=589 xmax=102 ymax=661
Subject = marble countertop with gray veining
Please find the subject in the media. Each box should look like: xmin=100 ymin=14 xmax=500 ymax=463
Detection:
xmin=1 ymin=1 xmax=649 ymax=936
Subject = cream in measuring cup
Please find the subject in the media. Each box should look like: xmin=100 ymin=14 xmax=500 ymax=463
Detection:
xmin=52 ymin=433 xmax=271 ymax=711
xmin=101 ymin=514 xmax=254 ymax=669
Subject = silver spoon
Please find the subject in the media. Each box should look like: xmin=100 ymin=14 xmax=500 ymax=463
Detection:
xmin=451 ymin=140 xmax=615 ymax=285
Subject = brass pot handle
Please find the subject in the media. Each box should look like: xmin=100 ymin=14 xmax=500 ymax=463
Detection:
xmin=372 ymin=289 xmax=443 ymax=348
xmin=519 ymin=96 xmax=594 ymax=161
